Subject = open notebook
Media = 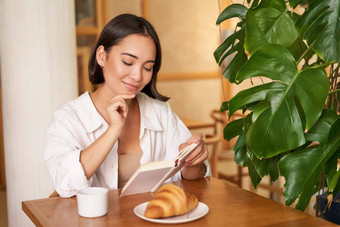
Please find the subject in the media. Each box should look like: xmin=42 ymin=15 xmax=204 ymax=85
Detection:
xmin=120 ymin=142 xmax=200 ymax=197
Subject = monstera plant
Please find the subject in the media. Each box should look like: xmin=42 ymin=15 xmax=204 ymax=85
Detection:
xmin=215 ymin=0 xmax=340 ymax=212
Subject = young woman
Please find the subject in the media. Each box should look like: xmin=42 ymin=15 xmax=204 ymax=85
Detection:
xmin=45 ymin=14 xmax=210 ymax=198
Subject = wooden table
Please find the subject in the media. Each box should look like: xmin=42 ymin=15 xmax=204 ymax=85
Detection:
xmin=22 ymin=177 xmax=336 ymax=226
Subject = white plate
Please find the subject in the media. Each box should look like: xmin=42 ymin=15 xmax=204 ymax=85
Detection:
xmin=134 ymin=202 xmax=209 ymax=224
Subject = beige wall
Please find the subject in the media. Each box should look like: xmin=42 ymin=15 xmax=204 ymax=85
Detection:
xmin=149 ymin=0 xmax=222 ymax=122
xmin=158 ymin=78 xmax=222 ymax=122
xmin=148 ymin=0 xmax=220 ymax=74
xmin=108 ymin=0 xmax=142 ymax=18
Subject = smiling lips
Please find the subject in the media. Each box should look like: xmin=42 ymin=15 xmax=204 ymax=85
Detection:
xmin=122 ymin=81 xmax=139 ymax=91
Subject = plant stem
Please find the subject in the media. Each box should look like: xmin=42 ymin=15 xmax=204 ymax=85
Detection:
xmin=329 ymin=89 xmax=340 ymax=94
xmin=309 ymin=63 xmax=329 ymax=70
xmin=297 ymin=40 xmax=316 ymax=65
xmin=329 ymin=64 xmax=340 ymax=78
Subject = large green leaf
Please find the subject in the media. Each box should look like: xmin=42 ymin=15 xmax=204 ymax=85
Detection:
xmin=228 ymin=114 xmax=280 ymax=189
xmin=246 ymin=152 xmax=262 ymax=188
xmin=229 ymin=44 xmax=329 ymax=158
xmin=324 ymin=149 xmax=340 ymax=193
xmin=279 ymin=147 xmax=323 ymax=211
xmin=325 ymin=118 xmax=340 ymax=193
xmin=278 ymin=118 xmax=340 ymax=211
xmin=332 ymin=164 xmax=340 ymax=197
xmin=329 ymin=169 xmax=340 ymax=192
xmin=305 ymin=109 xmax=338 ymax=144
xmin=224 ymin=118 xmax=243 ymax=141
xmin=214 ymin=21 xmax=248 ymax=83
xmin=236 ymin=44 xmax=297 ymax=83
xmin=220 ymin=101 xmax=228 ymax=112
xmin=233 ymin=114 xmax=252 ymax=167
xmin=216 ymin=4 xmax=248 ymax=25
xmin=245 ymin=0 xmax=298 ymax=54
xmin=228 ymin=82 xmax=286 ymax=116
xmin=233 ymin=135 xmax=247 ymax=166
xmin=252 ymin=100 xmax=270 ymax=122
xmin=214 ymin=24 xmax=245 ymax=64
xmin=251 ymin=155 xmax=279 ymax=181
xmin=296 ymin=0 xmax=340 ymax=63
xmin=222 ymin=51 xmax=248 ymax=83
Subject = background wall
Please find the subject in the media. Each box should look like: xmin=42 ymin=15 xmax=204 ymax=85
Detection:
xmin=147 ymin=0 xmax=222 ymax=122
xmin=108 ymin=0 xmax=142 ymax=17
xmin=149 ymin=0 xmax=220 ymax=74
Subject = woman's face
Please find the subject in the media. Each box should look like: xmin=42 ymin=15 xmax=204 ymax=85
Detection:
xmin=97 ymin=34 xmax=156 ymax=97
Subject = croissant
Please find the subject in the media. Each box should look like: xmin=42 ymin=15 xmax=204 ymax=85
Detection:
xmin=144 ymin=184 xmax=198 ymax=219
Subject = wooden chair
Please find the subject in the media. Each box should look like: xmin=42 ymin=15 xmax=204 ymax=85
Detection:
xmin=204 ymin=134 xmax=221 ymax=177
xmin=208 ymin=109 xmax=247 ymax=187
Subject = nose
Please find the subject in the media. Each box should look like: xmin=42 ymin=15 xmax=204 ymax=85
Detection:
xmin=131 ymin=67 xmax=142 ymax=81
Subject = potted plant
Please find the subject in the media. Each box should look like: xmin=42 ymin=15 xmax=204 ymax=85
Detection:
xmin=214 ymin=0 xmax=340 ymax=223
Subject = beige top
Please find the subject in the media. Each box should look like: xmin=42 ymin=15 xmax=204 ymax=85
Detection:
xmin=118 ymin=152 xmax=143 ymax=188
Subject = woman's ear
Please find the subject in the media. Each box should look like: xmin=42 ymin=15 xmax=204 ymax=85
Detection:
xmin=96 ymin=45 xmax=106 ymax=68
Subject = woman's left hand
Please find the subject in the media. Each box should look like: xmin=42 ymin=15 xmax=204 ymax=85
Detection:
xmin=180 ymin=134 xmax=208 ymax=166
xmin=179 ymin=134 xmax=209 ymax=179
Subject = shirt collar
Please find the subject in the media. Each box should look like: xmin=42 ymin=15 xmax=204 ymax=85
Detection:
xmin=137 ymin=93 xmax=163 ymax=136
xmin=76 ymin=92 xmax=105 ymax=133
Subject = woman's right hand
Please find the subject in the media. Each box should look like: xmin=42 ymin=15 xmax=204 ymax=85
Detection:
xmin=105 ymin=94 xmax=135 ymax=129
xmin=80 ymin=93 xmax=135 ymax=179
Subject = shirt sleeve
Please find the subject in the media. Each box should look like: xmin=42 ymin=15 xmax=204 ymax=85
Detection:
xmin=44 ymin=109 xmax=92 ymax=197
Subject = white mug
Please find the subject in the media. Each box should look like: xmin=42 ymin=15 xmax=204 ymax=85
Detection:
xmin=77 ymin=187 xmax=109 ymax=218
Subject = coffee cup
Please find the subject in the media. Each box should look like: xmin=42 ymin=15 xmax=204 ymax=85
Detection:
xmin=77 ymin=187 xmax=108 ymax=218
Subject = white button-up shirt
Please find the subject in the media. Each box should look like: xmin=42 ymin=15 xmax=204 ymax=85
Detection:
xmin=45 ymin=92 xmax=210 ymax=197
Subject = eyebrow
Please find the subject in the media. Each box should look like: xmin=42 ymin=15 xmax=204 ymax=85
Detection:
xmin=121 ymin=53 xmax=155 ymax=63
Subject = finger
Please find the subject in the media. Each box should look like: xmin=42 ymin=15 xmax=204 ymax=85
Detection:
xmin=184 ymin=152 xmax=203 ymax=166
xmin=188 ymin=150 xmax=208 ymax=166
xmin=106 ymin=100 xmax=129 ymax=120
xmin=122 ymin=105 xmax=130 ymax=118
xmin=111 ymin=94 xmax=135 ymax=101
xmin=108 ymin=99 xmax=127 ymax=111
xmin=184 ymin=143 xmax=208 ymax=166
xmin=188 ymin=134 xmax=203 ymax=144
xmin=190 ymin=143 xmax=208 ymax=164
xmin=181 ymin=139 xmax=204 ymax=162
xmin=116 ymin=99 xmax=129 ymax=116
xmin=178 ymin=134 xmax=203 ymax=151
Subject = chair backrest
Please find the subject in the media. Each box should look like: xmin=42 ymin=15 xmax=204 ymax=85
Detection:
xmin=210 ymin=110 xmax=245 ymax=150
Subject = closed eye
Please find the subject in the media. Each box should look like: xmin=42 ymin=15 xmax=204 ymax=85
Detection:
xmin=143 ymin=67 xmax=152 ymax=72
xmin=122 ymin=61 xmax=132 ymax=66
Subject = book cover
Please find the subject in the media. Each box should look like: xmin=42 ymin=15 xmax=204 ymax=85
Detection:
xmin=120 ymin=142 xmax=200 ymax=197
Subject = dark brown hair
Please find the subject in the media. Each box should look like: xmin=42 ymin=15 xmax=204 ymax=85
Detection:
xmin=88 ymin=14 xmax=169 ymax=101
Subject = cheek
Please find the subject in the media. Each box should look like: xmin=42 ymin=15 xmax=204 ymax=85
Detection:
xmin=143 ymin=73 xmax=153 ymax=85
xmin=113 ymin=67 xmax=125 ymax=77
xmin=105 ymin=61 xmax=125 ymax=78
